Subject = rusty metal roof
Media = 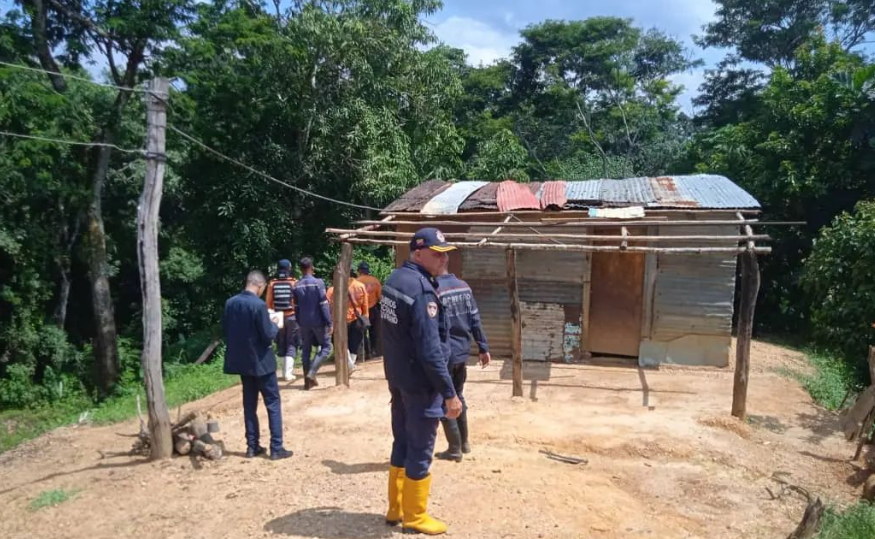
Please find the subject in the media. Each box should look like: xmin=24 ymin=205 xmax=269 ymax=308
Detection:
xmin=383 ymin=175 xmax=760 ymax=214
xmin=497 ymin=181 xmax=540 ymax=212
xmin=540 ymin=181 xmax=567 ymax=210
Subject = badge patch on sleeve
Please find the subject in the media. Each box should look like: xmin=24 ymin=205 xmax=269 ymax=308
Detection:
xmin=427 ymin=302 xmax=438 ymax=318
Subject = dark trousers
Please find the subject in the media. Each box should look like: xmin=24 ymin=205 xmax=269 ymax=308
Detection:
xmin=389 ymin=386 xmax=442 ymax=480
xmin=276 ymin=314 xmax=300 ymax=357
xmin=449 ymin=361 xmax=467 ymax=407
xmin=366 ymin=305 xmax=380 ymax=356
xmin=301 ymin=325 xmax=332 ymax=376
xmin=240 ymin=372 xmax=283 ymax=452
xmin=348 ymin=322 xmax=364 ymax=354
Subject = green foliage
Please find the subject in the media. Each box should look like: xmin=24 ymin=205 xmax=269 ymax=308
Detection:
xmin=29 ymin=489 xmax=80 ymax=511
xmin=466 ymin=129 xmax=530 ymax=180
xmin=801 ymin=349 xmax=860 ymax=409
xmin=803 ymin=201 xmax=875 ymax=366
xmin=816 ymin=502 xmax=875 ymax=539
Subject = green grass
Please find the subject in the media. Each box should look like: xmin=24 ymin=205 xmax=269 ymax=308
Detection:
xmin=29 ymin=488 xmax=79 ymax=511
xmin=772 ymin=345 xmax=859 ymax=411
xmin=0 ymin=360 xmax=238 ymax=454
xmin=816 ymin=502 xmax=875 ymax=539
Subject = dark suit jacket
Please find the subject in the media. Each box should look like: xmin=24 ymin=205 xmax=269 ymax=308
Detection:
xmin=222 ymin=290 xmax=278 ymax=377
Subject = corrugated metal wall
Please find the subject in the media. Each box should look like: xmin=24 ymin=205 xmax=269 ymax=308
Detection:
xmin=462 ymin=247 xmax=587 ymax=361
xmin=650 ymin=224 xmax=738 ymax=342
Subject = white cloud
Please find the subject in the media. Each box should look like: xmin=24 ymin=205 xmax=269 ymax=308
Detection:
xmin=669 ymin=69 xmax=706 ymax=114
xmin=432 ymin=16 xmax=520 ymax=66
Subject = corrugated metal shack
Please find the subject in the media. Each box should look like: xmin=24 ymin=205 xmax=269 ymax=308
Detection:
xmin=329 ymin=175 xmax=770 ymax=370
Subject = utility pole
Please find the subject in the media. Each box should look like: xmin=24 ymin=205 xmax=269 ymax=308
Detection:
xmin=137 ymin=77 xmax=173 ymax=459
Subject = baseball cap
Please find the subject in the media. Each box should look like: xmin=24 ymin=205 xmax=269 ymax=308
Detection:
xmin=278 ymin=259 xmax=292 ymax=269
xmin=357 ymin=261 xmax=370 ymax=272
xmin=410 ymin=227 xmax=456 ymax=253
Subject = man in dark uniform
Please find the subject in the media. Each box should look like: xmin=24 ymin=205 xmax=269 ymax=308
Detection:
xmin=434 ymin=268 xmax=491 ymax=462
xmin=381 ymin=227 xmax=462 ymax=535
xmin=266 ymin=259 xmax=299 ymax=381
xmin=292 ymin=257 xmax=333 ymax=390
xmin=222 ymin=270 xmax=293 ymax=460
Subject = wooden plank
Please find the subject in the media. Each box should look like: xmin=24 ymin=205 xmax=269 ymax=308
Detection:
xmin=326 ymin=228 xmax=772 ymax=243
xmin=732 ymin=251 xmax=761 ymax=420
xmin=355 ymin=219 xmax=802 ymax=228
xmin=342 ymin=238 xmax=772 ymax=255
xmin=138 ymin=77 xmax=173 ymax=460
xmin=640 ymin=226 xmax=659 ymax=341
xmin=332 ymin=243 xmax=353 ymax=386
xmin=506 ymin=248 xmax=523 ymax=397
xmin=580 ymin=251 xmax=592 ymax=359
xmin=869 ymin=346 xmax=875 ymax=385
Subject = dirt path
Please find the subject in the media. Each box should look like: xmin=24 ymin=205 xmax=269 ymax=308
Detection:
xmin=0 ymin=341 xmax=864 ymax=539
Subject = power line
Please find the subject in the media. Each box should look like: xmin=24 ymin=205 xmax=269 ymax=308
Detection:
xmin=0 ymin=130 xmax=145 ymax=154
xmin=0 ymin=60 xmax=148 ymax=93
xmin=169 ymin=125 xmax=381 ymax=212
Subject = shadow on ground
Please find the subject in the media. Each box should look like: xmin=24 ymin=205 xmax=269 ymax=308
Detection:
xmin=322 ymin=459 xmax=386 ymax=475
xmin=264 ymin=507 xmax=392 ymax=538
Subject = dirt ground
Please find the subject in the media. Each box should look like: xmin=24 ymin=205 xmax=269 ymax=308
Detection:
xmin=0 ymin=340 xmax=869 ymax=539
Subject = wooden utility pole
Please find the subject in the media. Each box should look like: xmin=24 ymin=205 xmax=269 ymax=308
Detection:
xmin=506 ymin=247 xmax=523 ymax=397
xmin=137 ymin=77 xmax=172 ymax=459
xmin=732 ymin=250 xmax=760 ymax=420
xmin=333 ymin=243 xmax=353 ymax=386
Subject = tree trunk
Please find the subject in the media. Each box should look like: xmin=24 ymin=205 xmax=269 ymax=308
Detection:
xmin=332 ymin=242 xmax=352 ymax=387
xmin=54 ymin=208 xmax=80 ymax=328
xmin=138 ymin=78 xmax=173 ymax=459
xmin=732 ymin=251 xmax=760 ymax=420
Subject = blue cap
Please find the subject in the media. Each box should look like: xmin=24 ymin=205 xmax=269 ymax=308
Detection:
xmin=357 ymin=261 xmax=370 ymax=272
xmin=410 ymin=227 xmax=456 ymax=253
xmin=278 ymin=259 xmax=292 ymax=269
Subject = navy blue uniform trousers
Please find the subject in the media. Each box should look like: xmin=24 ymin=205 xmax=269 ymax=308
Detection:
xmin=301 ymin=325 xmax=332 ymax=376
xmin=276 ymin=314 xmax=300 ymax=357
xmin=389 ymin=386 xmax=443 ymax=480
xmin=241 ymin=372 xmax=283 ymax=452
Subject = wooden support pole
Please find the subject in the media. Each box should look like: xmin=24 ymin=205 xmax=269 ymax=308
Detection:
xmin=138 ymin=77 xmax=172 ymax=459
xmin=355 ymin=219 xmax=803 ymax=228
xmin=506 ymin=248 xmax=523 ymax=397
xmin=732 ymin=250 xmax=760 ymax=420
xmin=332 ymin=242 xmax=353 ymax=386
xmin=868 ymin=346 xmax=875 ymax=386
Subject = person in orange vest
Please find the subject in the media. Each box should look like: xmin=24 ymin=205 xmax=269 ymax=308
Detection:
xmin=265 ymin=259 xmax=299 ymax=382
xmin=326 ymin=269 xmax=369 ymax=373
xmin=356 ymin=262 xmax=382 ymax=358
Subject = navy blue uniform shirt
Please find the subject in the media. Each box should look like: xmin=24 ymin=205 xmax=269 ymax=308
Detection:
xmin=437 ymin=273 xmax=489 ymax=364
xmin=381 ymin=261 xmax=456 ymax=399
xmin=222 ymin=290 xmax=279 ymax=377
xmin=293 ymin=274 xmax=332 ymax=329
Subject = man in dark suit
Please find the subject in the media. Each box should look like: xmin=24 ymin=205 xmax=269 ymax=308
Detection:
xmin=223 ymin=270 xmax=293 ymax=460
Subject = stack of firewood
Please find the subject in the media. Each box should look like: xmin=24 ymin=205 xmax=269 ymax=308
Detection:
xmin=130 ymin=397 xmax=223 ymax=460
xmin=838 ymin=346 xmax=875 ymax=502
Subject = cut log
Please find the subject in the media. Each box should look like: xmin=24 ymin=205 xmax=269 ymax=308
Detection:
xmin=172 ymin=411 xmax=198 ymax=433
xmin=786 ymin=498 xmax=824 ymax=539
xmin=174 ymin=434 xmax=192 ymax=456
xmin=190 ymin=419 xmax=208 ymax=440
xmin=195 ymin=340 xmax=221 ymax=365
xmin=191 ymin=439 xmax=223 ymax=460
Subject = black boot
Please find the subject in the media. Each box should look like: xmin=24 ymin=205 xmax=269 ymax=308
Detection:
xmin=458 ymin=407 xmax=470 ymax=454
xmin=435 ymin=418 xmax=463 ymax=462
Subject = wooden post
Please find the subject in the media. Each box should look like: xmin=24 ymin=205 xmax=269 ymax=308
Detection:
xmin=137 ymin=77 xmax=172 ymax=459
xmin=732 ymin=250 xmax=760 ymax=420
xmin=580 ymin=227 xmax=593 ymax=360
xmin=332 ymin=242 xmax=353 ymax=386
xmin=868 ymin=346 xmax=875 ymax=386
xmin=506 ymin=247 xmax=523 ymax=397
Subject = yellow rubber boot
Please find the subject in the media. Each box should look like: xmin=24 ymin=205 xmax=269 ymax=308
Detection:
xmin=402 ymin=474 xmax=447 ymax=535
xmin=386 ymin=466 xmax=405 ymax=526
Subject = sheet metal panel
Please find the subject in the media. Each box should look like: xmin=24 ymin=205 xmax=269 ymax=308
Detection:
xmin=516 ymin=250 xmax=588 ymax=285
xmin=565 ymin=180 xmax=602 ymax=202
xmin=540 ymin=181 xmax=568 ymax=210
xmin=465 ymin=279 xmax=512 ymax=358
xmin=382 ymin=180 xmax=449 ymax=212
xmin=497 ymin=181 xmax=541 ymax=212
xmin=459 ymin=182 xmax=499 ymax=211
xmin=420 ymin=181 xmax=488 ymax=215
xmin=671 ymin=174 xmax=760 ymax=209
xmin=599 ymin=177 xmax=656 ymax=206
xmin=521 ymin=301 xmax=565 ymax=361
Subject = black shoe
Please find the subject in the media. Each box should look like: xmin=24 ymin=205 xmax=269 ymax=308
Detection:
xmin=307 ymin=375 xmax=319 ymax=388
xmin=304 ymin=378 xmax=311 ymax=391
xmin=245 ymin=446 xmax=266 ymax=458
xmin=435 ymin=449 xmax=463 ymax=462
xmin=461 ymin=442 xmax=471 ymax=454
xmin=436 ymin=418 xmax=463 ymax=462
xmin=270 ymin=448 xmax=293 ymax=461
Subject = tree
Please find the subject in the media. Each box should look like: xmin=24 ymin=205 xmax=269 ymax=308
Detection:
xmin=13 ymin=0 xmax=194 ymax=396
xmin=465 ymin=128 xmax=530 ymax=180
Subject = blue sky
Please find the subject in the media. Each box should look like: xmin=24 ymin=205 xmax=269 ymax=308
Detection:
xmin=424 ymin=0 xmax=725 ymax=112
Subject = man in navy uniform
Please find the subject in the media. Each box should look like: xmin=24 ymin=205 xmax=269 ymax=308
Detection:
xmin=222 ymin=270 xmax=293 ymax=460
xmin=434 ymin=268 xmax=490 ymax=462
xmin=293 ymin=257 xmax=333 ymax=390
xmin=381 ymin=227 xmax=462 ymax=535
